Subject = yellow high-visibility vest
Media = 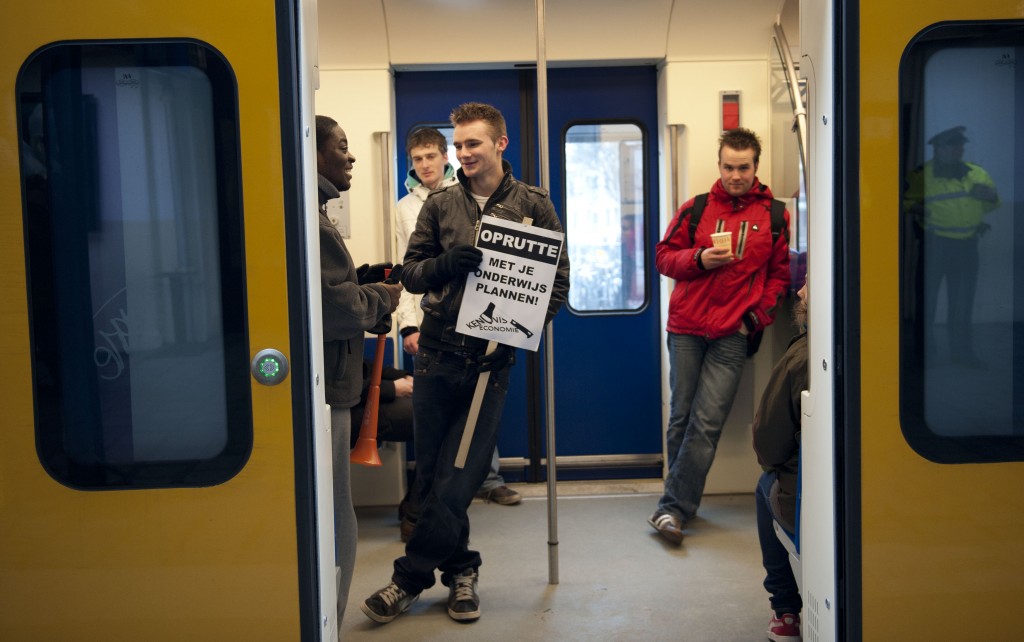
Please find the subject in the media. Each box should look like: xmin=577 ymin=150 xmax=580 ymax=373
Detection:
xmin=904 ymin=161 xmax=999 ymax=239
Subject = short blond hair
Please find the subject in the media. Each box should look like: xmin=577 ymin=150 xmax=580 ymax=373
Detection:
xmin=450 ymin=102 xmax=506 ymax=141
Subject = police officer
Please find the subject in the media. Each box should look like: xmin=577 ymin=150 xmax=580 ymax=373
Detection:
xmin=904 ymin=126 xmax=999 ymax=366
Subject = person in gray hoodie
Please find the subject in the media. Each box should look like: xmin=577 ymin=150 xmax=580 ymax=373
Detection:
xmin=316 ymin=114 xmax=402 ymax=625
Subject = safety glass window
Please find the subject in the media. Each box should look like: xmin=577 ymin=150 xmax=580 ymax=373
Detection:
xmin=17 ymin=41 xmax=251 ymax=488
xmin=899 ymin=23 xmax=1024 ymax=462
xmin=564 ymin=122 xmax=647 ymax=313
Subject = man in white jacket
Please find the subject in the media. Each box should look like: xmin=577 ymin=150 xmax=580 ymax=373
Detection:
xmin=394 ymin=127 xmax=460 ymax=356
xmin=395 ymin=128 xmax=520 ymax=543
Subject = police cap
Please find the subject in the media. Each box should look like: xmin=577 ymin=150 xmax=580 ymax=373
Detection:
xmin=928 ymin=126 xmax=968 ymax=146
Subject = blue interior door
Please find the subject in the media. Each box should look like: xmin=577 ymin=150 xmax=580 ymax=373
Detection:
xmin=546 ymin=66 xmax=662 ymax=477
xmin=395 ymin=66 xmax=661 ymax=479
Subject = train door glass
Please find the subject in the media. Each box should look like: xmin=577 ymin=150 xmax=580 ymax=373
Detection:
xmin=899 ymin=23 xmax=1024 ymax=462
xmin=564 ymin=123 xmax=646 ymax=312
xmin=17 ymin=42 xmax=250 ymax=487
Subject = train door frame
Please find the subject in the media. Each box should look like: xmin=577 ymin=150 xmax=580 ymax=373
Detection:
xmin=393 ymin=65 xmax=664 ymax=482
xmin=0 ymin=0 xmax=334 ymax=638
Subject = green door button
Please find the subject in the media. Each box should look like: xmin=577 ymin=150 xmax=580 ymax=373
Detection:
xmin=251 ymin=349 xmax=289 ymax=385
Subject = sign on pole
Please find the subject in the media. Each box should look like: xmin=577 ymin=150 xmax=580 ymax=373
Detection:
xmin=456 ymin=215 xmax=563 ymax=351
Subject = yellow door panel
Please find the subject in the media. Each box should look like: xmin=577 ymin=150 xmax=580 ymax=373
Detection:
xmin=1 ymin=1 xmax=307 ymax=638
xmin=859 ymin=1 xmax=1024 ymax=637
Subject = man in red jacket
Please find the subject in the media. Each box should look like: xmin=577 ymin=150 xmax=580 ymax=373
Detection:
xmin=648 ymin=128 xmax=790 ymax=544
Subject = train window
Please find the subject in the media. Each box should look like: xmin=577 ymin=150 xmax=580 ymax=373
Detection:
xmin=564 ymin=122 xmax=646 ymax=313
xmin=434 ymin=126 xmax=460 ymax=171
xmin=899 ymin=23 xmax=1024 ymax=462
xmin=17 ymin=42 xmax=252 ymax=488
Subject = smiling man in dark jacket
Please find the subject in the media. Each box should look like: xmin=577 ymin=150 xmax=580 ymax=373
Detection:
xmin=361 ymin=102 xmax=569 ymax=626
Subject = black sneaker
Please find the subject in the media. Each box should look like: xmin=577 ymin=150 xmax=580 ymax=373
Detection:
xmin=446 ymin=568 xmax=480 ymax=622
xmin=360 ymin=581 xmax=418 ymax=624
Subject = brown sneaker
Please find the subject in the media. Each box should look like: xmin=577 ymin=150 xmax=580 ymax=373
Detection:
xmin=648 ymin=510 xmax=683 ymax=545
xmin=475 ymin=485 xmax=521 ymax=505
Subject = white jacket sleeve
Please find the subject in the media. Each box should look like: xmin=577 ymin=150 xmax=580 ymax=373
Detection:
xmin=394 ymin=193 xmax=424 ymax=333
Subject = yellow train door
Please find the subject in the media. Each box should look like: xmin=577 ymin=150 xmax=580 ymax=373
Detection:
xmin=855 ymin=1 xmax=1024 ymax=637
xmin=0 ymin=1 xmax=328 ymax=639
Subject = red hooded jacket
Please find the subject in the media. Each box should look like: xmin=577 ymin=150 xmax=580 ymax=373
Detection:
xmin=656 ymin=178 xmax=790 ymax=339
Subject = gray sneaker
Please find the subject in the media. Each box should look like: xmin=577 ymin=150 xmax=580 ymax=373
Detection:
xmin=360 ymin=581 xmax=419 ymax=623
xmin=446 ymin=568 xmax=481 ymax=622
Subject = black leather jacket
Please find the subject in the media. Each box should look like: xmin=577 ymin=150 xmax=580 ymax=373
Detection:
xmin=402 ymin=160 xmax=570 ymax=352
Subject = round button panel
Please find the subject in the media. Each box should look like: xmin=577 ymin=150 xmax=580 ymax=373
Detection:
xmin=251 ymin=348 xmax=289 ymax=385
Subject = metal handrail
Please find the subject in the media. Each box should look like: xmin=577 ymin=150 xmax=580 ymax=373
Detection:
xmin=773 ymin=23 xmax=810 ymax=206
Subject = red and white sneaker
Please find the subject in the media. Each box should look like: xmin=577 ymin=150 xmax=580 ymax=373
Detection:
xmin=768 ymin=612 xmax=801 ymax=642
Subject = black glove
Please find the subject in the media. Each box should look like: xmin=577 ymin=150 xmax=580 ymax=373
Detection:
xmin=356 ymin=262 xmax=393 ymax=285
xmin=384 ymin=263 xmax=404 ymax=284
xmin=429 ymin=245 xmax=482 ymax=283
xmin=369 ymin=313 xmax=393 ymax=336
xmin=476 ymin=344 xmax=515 ymax=373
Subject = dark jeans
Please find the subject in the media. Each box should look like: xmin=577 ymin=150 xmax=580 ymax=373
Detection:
xmin=924 ymin=232 xmax=979 ymax=355
xmin=392 ymin=346 xmax=510 ymax=594
xmin=349 ymin=396 xmax=415 ymax=448
xmin=755 ymin=471 xmax=802 ymax=615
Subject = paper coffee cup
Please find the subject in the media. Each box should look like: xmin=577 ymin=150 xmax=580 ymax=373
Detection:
xmin=710 ymin=231 xmax=732 ymax=254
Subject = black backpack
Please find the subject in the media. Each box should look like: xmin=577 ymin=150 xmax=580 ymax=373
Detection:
xmin=686 ymin=192 xmax=788 ymax=246
xmin=684 ymin=192 xmax=789 ymax=357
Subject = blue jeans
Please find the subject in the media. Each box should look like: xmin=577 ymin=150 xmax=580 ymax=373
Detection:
xmin=756 ymin=471 xmax=802 ymax=614
xmin=393 ymin=347 xmax=510 ymax=594
xmin=658 ymin=331 xmax=747 ymax=521
xmin=478 ymin=446 xmax=506 ymax=492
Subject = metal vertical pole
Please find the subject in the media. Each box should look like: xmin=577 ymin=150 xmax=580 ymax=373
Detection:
xmin=376 ymin=131 xmax=394 ymax=264
xmin=535 ymin=0 xmax=559 ymax=586
xmin=375 ymin=131 xmax=402 ymax=369
xmin=668 ymin=125 xmax=679 ymax=212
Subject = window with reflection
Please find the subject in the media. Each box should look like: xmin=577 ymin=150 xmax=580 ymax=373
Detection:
xmin=564 ymin=122 xmax=646 ymax=313
xmin=18 ymin=42 xmax=251 ymax=488
xmin=900 ymin=22 xmax=1024 ymax=462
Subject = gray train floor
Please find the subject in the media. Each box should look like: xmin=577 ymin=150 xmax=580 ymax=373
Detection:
xmin=341 ymin=482 xmax=770 ymax=641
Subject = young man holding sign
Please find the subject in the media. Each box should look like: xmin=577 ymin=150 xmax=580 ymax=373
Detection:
xmin=361 ymin=103 xmax=569 ymax=625
xmin=394 ymin=128 xmax=520 ymax=549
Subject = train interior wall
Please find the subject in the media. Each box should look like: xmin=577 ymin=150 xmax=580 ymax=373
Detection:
xmin=315 ymin=42 xmax=799 ymax=500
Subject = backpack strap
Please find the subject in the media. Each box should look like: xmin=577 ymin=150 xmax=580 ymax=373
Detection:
xmin=769 ymin=198 xmax=788 ymax=245
xmin=687 ymin=192 xmax=709 ymax=246
xmin=688 ymin=193 xmax=787 ymax=246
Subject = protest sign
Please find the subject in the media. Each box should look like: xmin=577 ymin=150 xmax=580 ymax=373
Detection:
xmin=456 ymin=215 xmax=563 ymax=351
